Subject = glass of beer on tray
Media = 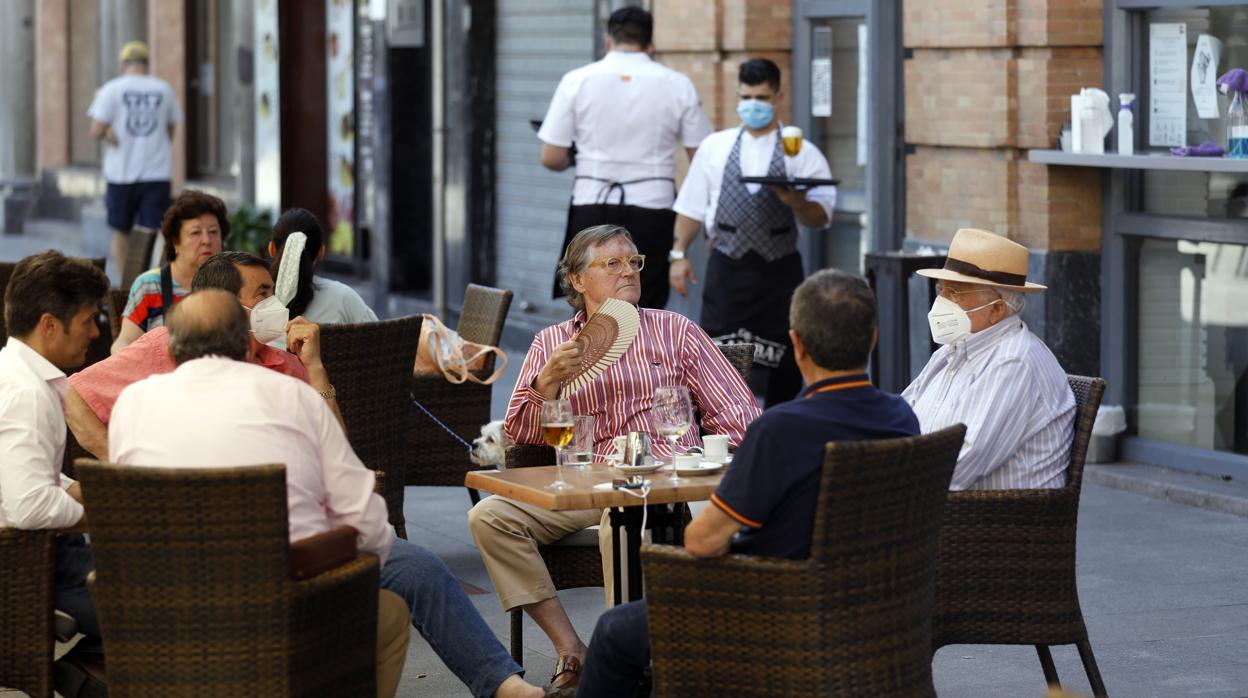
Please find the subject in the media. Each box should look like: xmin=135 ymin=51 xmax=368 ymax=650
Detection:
xmin=782 ymin=125 xmax=803 ymax=157
xmin=542 ymin=398 xmax=575 ymax=489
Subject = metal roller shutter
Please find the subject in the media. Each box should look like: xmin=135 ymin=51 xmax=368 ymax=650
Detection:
xmin=494 ymin=0 xmax=594 ymax=318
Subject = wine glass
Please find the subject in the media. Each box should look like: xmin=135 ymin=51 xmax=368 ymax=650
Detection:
xmin=652 ymin=385 xmax=694 ymax=483
xmin=541 ymin=398 xmax=575 ymax=490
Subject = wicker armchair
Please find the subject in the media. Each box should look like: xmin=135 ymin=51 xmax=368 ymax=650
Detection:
xmin=408 ymin=284 xmax=513 ymax=494
xmin=932 ymin=375 xmax=1108 ymax=697
xmin=76 ymin=460 xmax=379 ymax=697
xmin=320 ymin=315 xmax=423 ymax=539
xmin=642 ymin=425 xmax=966 ymax=697
xmin=502 ymin=343 xmax=753 ymax=663
xmin=119 ymin=227 xmax=158 ymax=292
xmin=0 ymin=528 xmax=57 ymax=697
xmin=106 ymin=287 xmax=129 ymax=341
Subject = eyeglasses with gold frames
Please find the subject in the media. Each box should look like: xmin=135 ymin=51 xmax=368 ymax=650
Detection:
xmin=586 ymin=254 xmax=646 ymax=275
xmin=935 ymin=282 xmax=996 ymax=302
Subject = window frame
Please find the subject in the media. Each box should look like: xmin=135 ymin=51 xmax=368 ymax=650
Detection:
xmin=1104 ymin=0 xmax=1248 ymax=475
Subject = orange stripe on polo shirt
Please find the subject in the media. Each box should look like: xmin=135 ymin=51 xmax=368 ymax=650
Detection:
xmin=806 ymin=380 xmax=871 ymax=396
xmin=711 ymin=493 xmax=762 ymax=529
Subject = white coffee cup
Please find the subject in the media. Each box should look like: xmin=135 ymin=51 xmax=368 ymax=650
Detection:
xmin=702 ymin=434 xmax=729 ymax=462
xmin=673 ymin=454 xmax=701 ymax=470
xmin=611 ymin=435 xmax=628 ymax=462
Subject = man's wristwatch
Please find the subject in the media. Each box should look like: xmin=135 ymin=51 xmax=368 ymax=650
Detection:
xmin=667 ymin=249 xmax=687 ymax=262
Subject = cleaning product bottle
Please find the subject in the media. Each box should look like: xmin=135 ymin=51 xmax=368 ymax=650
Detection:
xmin=1229 ymin=90 xmax=1248 ymax=158
xmin=1118 ymin=93 xmax=1135 ymax=156
xmin=1220 ymin=68 xmax=1248 ymax=158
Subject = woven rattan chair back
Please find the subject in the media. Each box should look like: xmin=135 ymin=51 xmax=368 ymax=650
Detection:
xmin=320 ymin=315 xmax=423 ymax=537
xmin=931 ymin=375 xmax=1107 ymax=697
xmin=0 ymin=528 xmax=56 ymax=697
xmin=457 ymin=284 xmax=513 ymax=371
xmin=120 ymin=227 xmax=158 ymax=292
xmin=643 ymin=425 xmax=965 ymax=697
xmin=407 ymin=286 xmax=513 ymax=489
xmin=715 ymin=342 xmax=754 ymax=383
xmin=77 ymin=460 xmax=377 ymax=696
xmin=106 ymin=287 xmax=129 ymax=340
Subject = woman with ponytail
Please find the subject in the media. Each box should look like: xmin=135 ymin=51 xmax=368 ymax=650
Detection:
xmin=268 ymin=208 xmax=377 ymax=349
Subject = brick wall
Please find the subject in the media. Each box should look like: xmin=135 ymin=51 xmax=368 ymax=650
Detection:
xmin=904 ymin=0 xmax=1104 ymax=253
xmin=652 ymin=0 xmax=792 ymax=130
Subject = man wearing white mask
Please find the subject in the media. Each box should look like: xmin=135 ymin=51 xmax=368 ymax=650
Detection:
xmin=670 ymin=58 xmax=837 ymax=406
xmin=64 ymin=252 xmax=341 ymax=458
xmin=903 ymin=228 xmax=1075 ymax=490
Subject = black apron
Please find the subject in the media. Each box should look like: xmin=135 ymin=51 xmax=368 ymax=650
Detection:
xmin=552 ymin=176 xmax=676 ymax=311
xmin=701 ymin=128 xmax=805 ymax=406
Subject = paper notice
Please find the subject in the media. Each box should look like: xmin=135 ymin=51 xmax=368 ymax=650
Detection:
xmin=1149 ymin=23 xmax=1188 ymax=147
xmin=1191 ymin=34 xmax=1223 ymax=120
xmin=811 ymin=26 xmax=832 ymax=118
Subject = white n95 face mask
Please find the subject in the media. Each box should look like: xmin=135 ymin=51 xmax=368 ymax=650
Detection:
xmin=927 ymin=294 xmax=1001 ymax=346
xmin=249 ymin=295 xmax=290 ymax=346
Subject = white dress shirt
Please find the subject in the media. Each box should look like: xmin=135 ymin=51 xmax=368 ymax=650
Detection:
xmin=538 ymin=50 xmax=712 ymax=209
xmin=0 ymin=338 xmax=82 ymax=529
xmin=109 ymin=357 xmax=392 ymax=562
xmin=674 ymin=126 xmax=838 ymax=239
xmin=902 ymin=316 xmax=1075 ymax=490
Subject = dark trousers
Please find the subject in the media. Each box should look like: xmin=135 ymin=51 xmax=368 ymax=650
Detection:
xmin=556 ymin=204 xmax=677 ymax=311
xmin=55 ymin=534 xmax=102 ymax=654
xmin=578 ymin=599 xmax=652 ymax=698
xmin=702 ymin=249 xmax=805 ymax=406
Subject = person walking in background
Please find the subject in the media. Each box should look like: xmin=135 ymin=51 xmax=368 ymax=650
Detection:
xmin=87 ymin=40 xmax=183 ymax=280
xmin=538 ymin=6 xmax=712 ymax=310
xmin=671 ymin=58 xmax=837 ymax=406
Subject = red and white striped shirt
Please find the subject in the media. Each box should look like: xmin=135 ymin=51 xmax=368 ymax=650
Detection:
xmin=505 ymin=308 xmax=761 ymax=457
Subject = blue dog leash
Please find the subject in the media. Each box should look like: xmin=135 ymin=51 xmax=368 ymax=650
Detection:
xmin=410 ymin=394 xmax=475 ymax=453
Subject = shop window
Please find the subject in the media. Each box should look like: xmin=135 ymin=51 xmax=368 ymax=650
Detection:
xmin=1136 ymin=237 xmax=1248 ymax=455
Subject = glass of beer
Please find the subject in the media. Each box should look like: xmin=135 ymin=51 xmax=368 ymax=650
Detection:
xmin=782 ymin=125 xmax=803 ymax=157
xmin=541 ymin=398 xmax=575 ymax=489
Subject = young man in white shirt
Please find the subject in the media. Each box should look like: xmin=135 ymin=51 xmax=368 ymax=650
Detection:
xmin=87 ymin=40 xmax=183 ymax=277
xmin=0 ymin=251 xmax=110 ymax=696
xmin=670 ymin=58 xmax=838 ymax=406
xmin=538 ymin=7 xmax=712 ymax=310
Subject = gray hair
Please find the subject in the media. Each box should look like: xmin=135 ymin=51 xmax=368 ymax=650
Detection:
xmin=166 ymin=289 xmax=250 ymax=365
xmin=789 ymin=269 xmax=876 ymax=371
xmin=996 ymin=288 xmax=1025 ymax=316
xmin=556 ymin=224 xmax=636 ymax=312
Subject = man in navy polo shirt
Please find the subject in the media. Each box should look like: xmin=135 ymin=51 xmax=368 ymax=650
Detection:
xmin=570 ymin=269 xmax=920 ymax=697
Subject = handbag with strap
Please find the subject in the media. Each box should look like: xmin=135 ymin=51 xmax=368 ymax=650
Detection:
xmin=414 ymin=313 xmax=508 ymax=385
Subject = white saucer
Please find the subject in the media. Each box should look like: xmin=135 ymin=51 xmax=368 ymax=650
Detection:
xmin=701 ymin=454 xmax=733 ymax=465
xmin=674 ymin=461 xmax=724 ymax=475
xmin=614 ymin=462 xmax=662 ymax=474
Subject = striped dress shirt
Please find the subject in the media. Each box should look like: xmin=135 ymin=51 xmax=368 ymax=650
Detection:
xmin=902 ymin=316 xmax=1074 ymax=490
xmin=506 ymin=308 xmax=761 ymax=457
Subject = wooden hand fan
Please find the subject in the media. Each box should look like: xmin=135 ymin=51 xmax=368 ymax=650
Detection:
xmin=558 ymin=298 xmax=641 ymax=398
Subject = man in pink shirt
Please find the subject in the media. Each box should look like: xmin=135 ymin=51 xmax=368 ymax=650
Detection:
xmin=468 ymin=224 xmax=761 ymax=692
xmin=66 ymin=252 xmax=340 ymax=458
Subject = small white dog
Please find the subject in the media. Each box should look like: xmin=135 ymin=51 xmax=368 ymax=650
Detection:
xmin=470 ymin=419 xmax=511 ymax=469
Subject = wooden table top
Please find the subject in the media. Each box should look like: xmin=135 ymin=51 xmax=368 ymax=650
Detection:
xmin=465 ymin=463 xmax=724 ymax=511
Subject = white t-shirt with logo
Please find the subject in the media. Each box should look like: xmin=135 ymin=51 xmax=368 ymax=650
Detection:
xmin=87 ymin=74 xmax=183 ymax=184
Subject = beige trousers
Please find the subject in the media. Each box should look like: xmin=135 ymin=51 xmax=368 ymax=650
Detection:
xmin=377 ymin=589 xmax=411 ymax=698
xmin=467 ymin=496 xmax=616 ymax=610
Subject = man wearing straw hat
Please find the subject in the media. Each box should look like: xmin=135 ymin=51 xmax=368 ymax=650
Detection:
xmin=903 ymin=228 xmax=1075 ymax=490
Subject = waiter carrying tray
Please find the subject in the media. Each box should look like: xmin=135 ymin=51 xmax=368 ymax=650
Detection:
xmin=537 ymin=7 xmax=712 ymax=310
xmin=671 ymin=58 xmax=837 ymax=406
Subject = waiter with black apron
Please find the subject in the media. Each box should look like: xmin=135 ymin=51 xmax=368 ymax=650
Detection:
xmin=537 ymin=6 xmax=712 ymax=310
xmin=671 ymin=58 xmax=838 ymax=406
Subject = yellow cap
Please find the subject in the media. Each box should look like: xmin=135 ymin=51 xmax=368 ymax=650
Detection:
xmin=119 ymin=41 xmax=149 ymax=63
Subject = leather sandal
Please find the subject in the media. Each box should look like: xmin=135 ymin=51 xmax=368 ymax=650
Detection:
xmin=549 ymin=655 xmax=582 ymax=691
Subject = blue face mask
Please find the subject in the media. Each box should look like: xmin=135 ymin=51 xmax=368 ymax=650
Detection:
xmin=737 ymin=99 xmax=774 ymax=130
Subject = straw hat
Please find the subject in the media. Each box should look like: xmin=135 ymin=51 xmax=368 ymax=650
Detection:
xmin=917 ymin=228 xmax=1046 ymax=293
xmin=119 ymin=41 xmax=149 ymax=63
